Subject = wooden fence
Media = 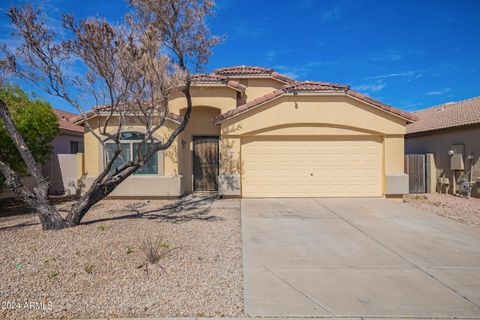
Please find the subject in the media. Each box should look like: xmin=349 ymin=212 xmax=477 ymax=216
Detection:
xmin=405 ymin=154 xmax=427 ymax=194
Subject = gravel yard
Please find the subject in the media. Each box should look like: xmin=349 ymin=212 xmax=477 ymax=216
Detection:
xmin=404 ymin=193 xmax=480 ymax=228
xmin=0 ymin=195 xmax=243 ymax=319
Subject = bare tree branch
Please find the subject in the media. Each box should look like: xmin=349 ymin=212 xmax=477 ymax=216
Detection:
xmin=0 ymin=0 xmax=220 ymax=229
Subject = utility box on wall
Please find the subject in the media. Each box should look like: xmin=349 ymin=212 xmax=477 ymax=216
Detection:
xmin=449 ymin=144 xmax=465 ymax=170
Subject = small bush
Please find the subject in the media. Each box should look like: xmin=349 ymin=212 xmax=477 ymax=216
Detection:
xmin=97 ymin=225 xmax=109 ymax=231
xmin=159 ymin=241 xmax=169 ymax=249
xmin=84 ymin=263 xmax=94 ymax=274
xmin=47 ymin=271 xmax=59 ymax=279
xmin=125 ymin=245 xmax=134 ymax=255
xmin=139 ymin=236 xmax=171 ymax=265
xmin=44 ymin=256 xmax=57 ymax=264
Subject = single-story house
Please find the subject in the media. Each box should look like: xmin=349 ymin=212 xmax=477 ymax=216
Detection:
xmin=75 ymin=66 xmax=416 ymax=198
xmin=405 ymin=97 xmax=480 ymax=197
xmin=42 ymin=108 xmax=84 ymax=195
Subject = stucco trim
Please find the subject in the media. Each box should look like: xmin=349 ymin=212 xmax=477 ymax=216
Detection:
xmin=238 ymin=123 xmax=385 ymax=136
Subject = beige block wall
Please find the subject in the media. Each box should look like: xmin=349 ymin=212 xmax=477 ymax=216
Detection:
xmin=405 ymin=125 xmax=480 ymax=197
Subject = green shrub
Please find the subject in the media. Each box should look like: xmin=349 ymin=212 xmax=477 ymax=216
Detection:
xmin=84 ymin=263 xmax=94 ymax=274
xmin=125 ymin=245 xmax=134 ymax=255
xmin=97 ymin=225 xmax=109 ymax=231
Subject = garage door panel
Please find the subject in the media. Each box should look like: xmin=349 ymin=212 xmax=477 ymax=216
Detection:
xmin=241 ymin=137 xmax=382 ymax=197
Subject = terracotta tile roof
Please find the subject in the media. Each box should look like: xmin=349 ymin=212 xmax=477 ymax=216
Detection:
xmin=191 ymin=73 xmax=247 ymax=93
xmin=52 ymin=108 xmax=84 ymax=134
xmin=406 ymin=96 xmax=480 ymax=135
xmin=214 ymin=65 xmax=274 ymax=75
xmin=214 ymin=81 xmax=417 ymax=124
xmin=70 ymin=105 xmax=183 ymax=125
xmin=213 ymin=65 xmax=296 ymax=84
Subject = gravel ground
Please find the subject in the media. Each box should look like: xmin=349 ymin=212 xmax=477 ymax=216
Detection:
xmin=404 ymin=193 xmax=480 ymax=228
xmin=0 ymin=195 xmax=243 ymax=319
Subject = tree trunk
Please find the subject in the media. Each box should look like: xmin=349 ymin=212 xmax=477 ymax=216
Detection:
xmin=0 ymin=158 xmax=67 ymax=230
xmin=37 ymin=202 xmax=68 ymax=230
xmin=0 ymin=99 xmax=68 ymax=230
xmin=65 ymin=167 xmax=139 ymax=226
xmin=0 ymin=80 xmax=193 ymax=230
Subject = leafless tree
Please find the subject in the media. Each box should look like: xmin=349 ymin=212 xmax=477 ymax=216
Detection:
xmin=0 ymin=0 xmax=220 ymax=230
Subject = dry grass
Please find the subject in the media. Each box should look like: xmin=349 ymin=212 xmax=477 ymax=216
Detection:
xmin=0 ymin=195 xmax=243 ymax=319
xmin=138 ymin=235 xmax=173 ymax=273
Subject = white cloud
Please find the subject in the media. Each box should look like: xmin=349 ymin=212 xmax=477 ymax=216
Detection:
xmin=353 ymin=83 xmax=386 ymax=93
xmin=275 ymin=65 xmax=308 ymax=79
xmin=426 ymin=88 xmax=451 ymax=96
xmin=362 ymin=71 xmax=424 ymax=81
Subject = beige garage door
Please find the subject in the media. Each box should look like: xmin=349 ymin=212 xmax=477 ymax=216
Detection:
xmin=241 ymin=136 xmax=383 ymax=197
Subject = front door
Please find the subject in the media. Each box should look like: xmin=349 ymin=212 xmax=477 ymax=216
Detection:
xmin=193 ymin=136 xmax=219 ymax=191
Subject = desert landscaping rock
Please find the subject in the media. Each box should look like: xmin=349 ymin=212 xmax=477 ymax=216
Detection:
xmin=405 ymin=193 xmax=480 ymax=228
xmin=0 ymin=196 xmax=243 ymax=319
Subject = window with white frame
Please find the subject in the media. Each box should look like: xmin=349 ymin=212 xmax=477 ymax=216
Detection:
xmin=104 ymin=132 xmax=159 ymax=175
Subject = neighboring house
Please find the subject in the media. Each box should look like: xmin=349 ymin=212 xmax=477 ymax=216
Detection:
xmin=405 ymin=97 xmax=480 ymax=198
xmin=75 ymin=66 xmax=416 ymax=198
xmin=42 ymin=108 xmax=84 ymax=196
xmin=1 ymin=108 xmax=84 ymax=199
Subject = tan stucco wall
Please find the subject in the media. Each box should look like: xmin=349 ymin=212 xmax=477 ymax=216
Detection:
xmin=405 ymin=125 xmax=480 ymax=197
xmin=80 ymin=89 xmax=409 ymax=198
xmin=234 ymin=78 xmax=284 ymax=103
xmin=83 ymin=175 xmax=183 ymax=197
xmin=220 ymin=94 xmax=408 ymax=196
xmin=81 ymin=85 xmax=237 ymax=197
xmin=221 ymin=95 xmax=406 ymax=136
xmin=83 ymin=116 xmax=176 ymax=177
xmin=169 ymin=86 xmax=237 ymax=114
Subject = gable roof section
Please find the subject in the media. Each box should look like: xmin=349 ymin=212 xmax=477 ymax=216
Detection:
xmin=52 ymin=108 xmax=84 ymax=134
xmin=191 ymin=73 xmax=247 ymax=94
xmin=214 ymin=81 xmax=417 ymax=124
xmin=213 ymin=65 xmax=296 ymax=84
xmin=406 ymin=96 xmax=480 ymax=135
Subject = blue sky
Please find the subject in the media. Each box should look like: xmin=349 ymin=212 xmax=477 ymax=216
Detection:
xmin=1 ymin=0 xmax=479 ymax=113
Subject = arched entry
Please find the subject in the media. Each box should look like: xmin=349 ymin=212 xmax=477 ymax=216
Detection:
xmin=179 ymin=106 xmax=221 ymax=193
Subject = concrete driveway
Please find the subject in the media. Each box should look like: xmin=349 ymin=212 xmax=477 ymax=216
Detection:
xmin=242 ymin=198 xmax=480 ymax=318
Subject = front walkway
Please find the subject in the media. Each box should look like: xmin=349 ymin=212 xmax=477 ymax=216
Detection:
xmin=242 ymin=198 xmax=480 ymax=318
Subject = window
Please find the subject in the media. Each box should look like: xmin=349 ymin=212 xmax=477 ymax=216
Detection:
xmin=104 ymin=132 xmax=159 ymax=175
xmin=70 ymin=141 xmax=84 ymax=154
